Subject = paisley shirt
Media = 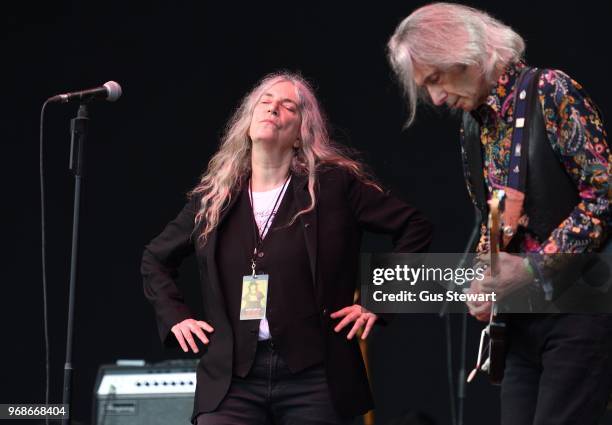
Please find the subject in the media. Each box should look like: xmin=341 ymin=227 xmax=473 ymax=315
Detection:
xmin=460 ymin=62 xmax=610 ymax=292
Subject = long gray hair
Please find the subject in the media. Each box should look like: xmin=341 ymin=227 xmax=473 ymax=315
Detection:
xmin=387 ymin=2 xmax=525 ymax=126
xmin=190 ymin=72 xmax=379 ymax=244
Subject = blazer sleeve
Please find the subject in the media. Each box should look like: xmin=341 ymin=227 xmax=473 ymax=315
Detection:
xmin=344 ymin=170 xmax=434 ymax=253
xmin=141 ymin=195 xmax=199 ymax=346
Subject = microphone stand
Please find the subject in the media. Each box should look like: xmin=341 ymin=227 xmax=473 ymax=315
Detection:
xmin=62 ymin=104 xmax=89 ymax=425
xmin=439 ymin=206 xmax=482 ymax=425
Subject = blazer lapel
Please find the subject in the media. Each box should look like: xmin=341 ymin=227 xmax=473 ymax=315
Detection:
xmin=203 ymin=182 xmax=244 ymax=320
xmin=292 ymin=173 xmax=318 ymax=288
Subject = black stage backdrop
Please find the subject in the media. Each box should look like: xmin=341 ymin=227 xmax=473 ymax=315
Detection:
xmin=2 ymin=1 xmax=611 ymax=424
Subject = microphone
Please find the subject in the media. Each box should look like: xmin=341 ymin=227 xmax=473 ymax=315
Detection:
xmin=48 ymin=81 xmax=122 ymax=103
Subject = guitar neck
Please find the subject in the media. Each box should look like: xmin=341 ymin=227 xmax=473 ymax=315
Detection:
xmin=488 ymin=194 xmax=501 ymax=276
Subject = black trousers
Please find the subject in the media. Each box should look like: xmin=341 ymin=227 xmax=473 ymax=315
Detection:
xmin=501 ymin=314 xmax=612 ymax=425
xmin=196 ymin=340 xmax=351 ymax=425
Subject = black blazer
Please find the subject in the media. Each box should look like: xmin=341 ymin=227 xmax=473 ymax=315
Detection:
xmin=141 ymin=166 xmax=433 ymax=421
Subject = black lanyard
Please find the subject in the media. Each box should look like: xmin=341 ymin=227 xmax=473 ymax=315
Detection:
xmin=248 ymin=173 xmax=291 ymax=276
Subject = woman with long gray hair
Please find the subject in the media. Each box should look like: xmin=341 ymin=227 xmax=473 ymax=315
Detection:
xmin=142 ymin=72 xmax=432 ymax=424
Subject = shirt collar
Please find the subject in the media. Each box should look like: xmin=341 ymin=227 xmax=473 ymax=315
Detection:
xmin=476 ymin=61 xmax=526 ymax=122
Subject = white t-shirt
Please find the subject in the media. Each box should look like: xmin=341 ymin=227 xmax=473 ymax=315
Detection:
xmin=249 ymin=177 xmax=291 ymax=340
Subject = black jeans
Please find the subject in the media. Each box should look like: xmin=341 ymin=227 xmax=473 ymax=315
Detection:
xmin=501 ymin=314 xmax=612 ymax=425
xmin=197 ymin=340 xmax=351 ymax=425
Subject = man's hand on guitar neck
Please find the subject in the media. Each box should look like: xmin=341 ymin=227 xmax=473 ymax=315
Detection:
xmin=466 ymin=252 xmax=535 ymax=321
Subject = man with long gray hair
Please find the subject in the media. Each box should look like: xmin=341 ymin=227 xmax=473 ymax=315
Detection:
xmin=388 ymin=3 xmax=611 ymax=425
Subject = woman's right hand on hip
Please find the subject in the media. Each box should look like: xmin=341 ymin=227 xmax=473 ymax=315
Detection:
xmin=171 ymin=319 xmax=214 ymax=353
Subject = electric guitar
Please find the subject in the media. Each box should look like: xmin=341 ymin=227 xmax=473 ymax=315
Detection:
xmin=467 ymin=190 xmax=507 ymax=385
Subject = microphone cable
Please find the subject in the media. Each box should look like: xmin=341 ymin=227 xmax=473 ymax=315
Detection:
xmin=39 ymin=99 xmax=51 ymax=425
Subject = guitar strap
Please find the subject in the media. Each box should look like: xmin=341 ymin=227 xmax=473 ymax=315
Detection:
xmin=500 ymin=67 xmax=542 ymax=248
